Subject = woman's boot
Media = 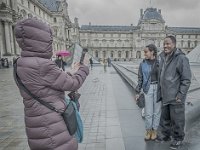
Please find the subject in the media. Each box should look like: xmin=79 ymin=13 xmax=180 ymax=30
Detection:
xmin=151 ymin=129 xmax=157 ymax=140
xmin=144 ymin=130 xmax=151 ymax=141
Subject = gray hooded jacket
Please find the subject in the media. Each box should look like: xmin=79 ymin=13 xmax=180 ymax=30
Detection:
xmin=157 ymin=48 xmax=191 ymax=105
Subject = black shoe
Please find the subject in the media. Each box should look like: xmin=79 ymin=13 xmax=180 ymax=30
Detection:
xmin=155 ymin=136 xmax=171 ymax=142
xmin=170 ymin=140 xmax=182 ymax=149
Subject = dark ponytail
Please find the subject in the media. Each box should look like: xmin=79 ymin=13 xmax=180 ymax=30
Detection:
xmin=146 ymin=44 xmax=157 ymax=57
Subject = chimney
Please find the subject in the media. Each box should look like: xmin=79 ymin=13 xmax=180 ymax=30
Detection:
xmin=74 ymin=17 xmax=78 ymax=24
xmin=140 ymin=9 xmax=143 ymax=17
xmin=74 ymin=17 xmax=79 ymax=27
xmin=158 ymin=9 xmax=161 ymax=14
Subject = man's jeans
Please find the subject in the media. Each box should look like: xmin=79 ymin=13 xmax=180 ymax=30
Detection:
xmin=144 ymin=84 xmax=161 ymax=130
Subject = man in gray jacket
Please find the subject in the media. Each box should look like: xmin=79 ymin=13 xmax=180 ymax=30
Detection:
xmin=156 ymin=36 xmax=191 ymax=149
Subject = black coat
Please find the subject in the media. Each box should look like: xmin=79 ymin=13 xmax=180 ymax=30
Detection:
xmin=157 ymin=48 xmax=191 ymax=105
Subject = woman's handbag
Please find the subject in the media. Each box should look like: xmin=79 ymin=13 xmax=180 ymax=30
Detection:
xmin=65 ymin=97 xmax=83 ymax=143
xmin=13 ymin=58 xmax=78 ymax=136
xmin=136 ymin=93 xmax=145 ymax=108
xmin=62 ymin=101 xmax=78 ymax=135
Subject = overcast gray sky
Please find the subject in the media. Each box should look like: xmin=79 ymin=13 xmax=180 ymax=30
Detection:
xmin=68 ymin=0 xmax=200 ymax=27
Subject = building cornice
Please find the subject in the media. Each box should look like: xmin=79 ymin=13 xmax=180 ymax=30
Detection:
xmin=0 ymin=9 xmax=13 ymax=22
xmin=30 ymin=0 xmax=52 ymax=15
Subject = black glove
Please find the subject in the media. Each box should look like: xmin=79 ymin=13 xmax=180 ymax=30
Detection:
xmin=68 ymin=91 xmax=81 ymax=101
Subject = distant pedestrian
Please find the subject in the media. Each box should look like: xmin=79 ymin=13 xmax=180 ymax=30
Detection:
xmin=135 ymin=44 xmax=161 ymax=141
xmin=14 ymin=18 xmax=89 ymax=150
xmin=89 ymin=57 xmax=93 ymax=70
xmin=107 ymin=57 xmax=111 ymax=67
xmin=4 ymin=58 xmax=9 ymax=68
xmin=55 ymin=55 xmax=66 ymax=71
xmin=103 ymin=58 xmax=107 ymax=72
xmin=0 ymin=58 xmax=3 ymax=68
xmin=156 ymin=35 xmax=191 ymax=150
xmin=1 ymin=58 xmax=4 ymax=67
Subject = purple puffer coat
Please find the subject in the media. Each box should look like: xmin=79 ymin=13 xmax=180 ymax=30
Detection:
xmin=14 ymin=18 xmax=89 ymax=150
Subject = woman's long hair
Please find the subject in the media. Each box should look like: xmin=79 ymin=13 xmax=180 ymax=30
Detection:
xmin=146 ymin=44 xmax=157 ymax=58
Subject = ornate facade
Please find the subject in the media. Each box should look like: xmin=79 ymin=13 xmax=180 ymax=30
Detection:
xmin=80 ymin=8 xmax=200 ymax=60
xmin=0 ymin=0 xmax=80 ymax=61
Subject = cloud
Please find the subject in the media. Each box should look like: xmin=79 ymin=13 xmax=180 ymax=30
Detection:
xmin=68 ymin=0 xmax=200 ymax=27
xmin=154 ymin=0 xmax=200 ymax=10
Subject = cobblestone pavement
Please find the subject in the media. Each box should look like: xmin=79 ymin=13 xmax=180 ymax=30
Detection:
xmin=0 ymin=66 xmax=126 ymax=150
xmin=0 ymin=68 xmax=28 ymax=150
xmin=0 ymin=65 xmax=200 ymax=150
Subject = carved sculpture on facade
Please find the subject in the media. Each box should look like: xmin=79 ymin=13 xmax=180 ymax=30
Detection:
xmin=0 ymin=0 xmax=80 ymax=61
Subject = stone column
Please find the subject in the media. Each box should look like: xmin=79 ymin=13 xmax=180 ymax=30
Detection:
xmin=14 ymin=28 xmax=20 ymax=55
xmin=122 ymin=51 xmax=125 ymax=58
xmin=100 ymin=51 xmax=103 ymax=59
xmin=9 ymin=23 xmax=14 ymax=55
xmin=114 ymin=50 xmax=117 ymax=59
xmin=11 ymin=0 xmax=17 ymax=11
xmin=15 ymin=40 xmax=20 ymax=55
xmin=62 ymin=24 xmax=66 ymax=49
xmin=4 ymin=22 xmax=12 ymax=54
xmin=132 ymin=49 xmax=136 ymax=59
xmin=0 ymin=21 xmax=4 ymax=58
xmin=130 ymin=50 xmax=133 ymax=59
xmin=6 ymin=0 xmax=10 ymax=6
xmin=92 ymin=50 xmax=95 ymax=57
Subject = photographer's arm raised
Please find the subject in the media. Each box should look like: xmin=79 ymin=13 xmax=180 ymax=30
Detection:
xmin=40 ymin=60 xmax=89 ymax=92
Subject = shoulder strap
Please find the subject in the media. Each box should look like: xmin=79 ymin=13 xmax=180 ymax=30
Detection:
xmin=13 ymin=58 xmax=61 ymax=113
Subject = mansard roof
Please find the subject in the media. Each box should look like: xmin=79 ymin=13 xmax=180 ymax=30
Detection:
xmin=81 ymin=25 xmax=138 ymax=32
xmin=138 ymin=7 xmax=165 ymax=25
xmin=38 ymin=0 xmax=60 ymax=12
xmin=167 ymin=27 xmax=200 ymax=34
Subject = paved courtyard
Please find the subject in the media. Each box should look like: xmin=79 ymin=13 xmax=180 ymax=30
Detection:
xmin=0 ymin=65 xmax=200 ymax=150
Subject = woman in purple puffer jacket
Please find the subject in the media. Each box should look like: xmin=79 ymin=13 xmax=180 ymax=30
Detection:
xmin=14 ymin=18 xmax=89 ymax=150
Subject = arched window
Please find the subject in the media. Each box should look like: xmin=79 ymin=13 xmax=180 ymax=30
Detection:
xmin=95 ymin=51 xmax=98 ymax=58
xmin=136 ymin=51 xmax=141 ymax=59
xmin=195 ymin=40 xmax=198 ymax=47
xmin=118 ymin=51 xmax=121 ymax=58
xmin=34 ymin=6 xmax=36 ymax=12
xmin=126 ymin=51 xmax=129 ymax=58
xmin=188 ymin=40 xmax=191 ymax=48
xmin=28 ymin=13 xmax=33 ymax=18
xmin=181 ymin=40 xmax=184 ymax=47
xmin=28 ymin=1 xmax=30 ymax=9
xmin=103 ymin=51 xmax=106 ymax=58
xmin=111 ymin=51 xmax=114 ymax=58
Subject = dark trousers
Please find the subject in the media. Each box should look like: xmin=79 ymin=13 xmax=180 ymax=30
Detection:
xmin=159 ymin=104 xmax=185 ymax=141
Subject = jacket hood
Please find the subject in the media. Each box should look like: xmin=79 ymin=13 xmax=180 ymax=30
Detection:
xmin=15 ymin=18 xmax=53 ymax=59
xmin=160 ymin=48 xmax=184 ymax=59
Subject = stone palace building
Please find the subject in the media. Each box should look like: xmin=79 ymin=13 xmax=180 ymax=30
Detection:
xmin=0 ymin=0 xmax=80 ymax=61
xmin=80 ymin=8 xmax=200 ymax=60
xmin=1 ymin=1 xmax=200 ymax=62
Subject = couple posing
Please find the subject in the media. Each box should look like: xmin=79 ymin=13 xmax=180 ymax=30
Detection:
xmin=136 ymin=35 xmax=192 ymax=150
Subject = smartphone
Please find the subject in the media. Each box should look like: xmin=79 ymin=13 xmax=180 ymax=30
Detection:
xmin=80 ymin=48 xmax=88 ymax=64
